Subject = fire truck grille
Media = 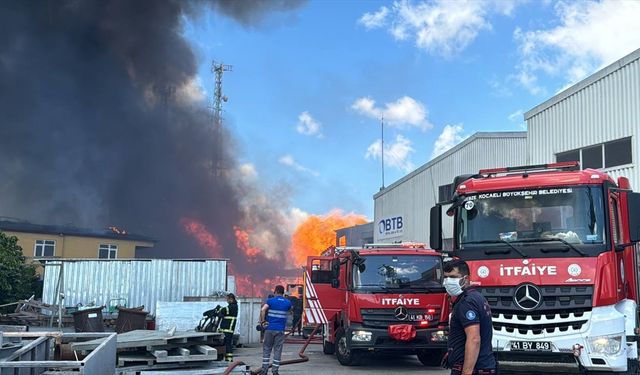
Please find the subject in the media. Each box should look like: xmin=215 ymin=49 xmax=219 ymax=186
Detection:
xmin=360 ymin=308 xmax=441 ymax=329
xmin=478 ymin=285 xmax=593 ymax=313
xmin=477 ymin=285 xmax=593 ymax=336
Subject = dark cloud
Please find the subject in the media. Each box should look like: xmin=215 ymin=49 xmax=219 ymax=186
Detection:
xmin=0 ymin=0 xmax=302 ymax=281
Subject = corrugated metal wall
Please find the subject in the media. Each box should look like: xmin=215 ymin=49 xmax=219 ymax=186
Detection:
xmin=42 ymin=259 xmax=227 ymax=316
xmin=527 ymin=53 xmax=640 ymax=190
xmin=374 ymin=134 xmax=527 ymax=243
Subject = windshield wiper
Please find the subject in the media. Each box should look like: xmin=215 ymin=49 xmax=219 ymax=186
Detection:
xmin=463 ymin=240 xmax=528 ymax=258
xmin=511 ymin=238 xmax=587 ymax=257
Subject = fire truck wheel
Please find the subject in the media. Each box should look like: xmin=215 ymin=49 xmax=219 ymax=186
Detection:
xmin=335 ymin=329 xmax=361 ymax=366
xmin=417 ymin=349 xmax=446 ymax=367
xmin=322 ymin=339 xmax=335 ymax=355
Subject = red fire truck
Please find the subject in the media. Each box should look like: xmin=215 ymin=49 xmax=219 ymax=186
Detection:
xmin=303 ymin=243 xmax=449 ymax=366
xmin=430 ymin=162 xmax=640 ymax=374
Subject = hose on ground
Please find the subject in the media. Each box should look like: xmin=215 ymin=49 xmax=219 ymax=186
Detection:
xmin=222 ymin=324 xmax=321 ymax=375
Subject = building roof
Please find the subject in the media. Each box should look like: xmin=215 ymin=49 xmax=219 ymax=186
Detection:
xmin=525 ymin=48 xmax=640 ymax=120
xmin=374 ymin=131 xmax=527 ymax=199
xmin=335 ymin=222 xmax=373 ymax=233
xmin=0 ymin=219 xmax=156 ymax=244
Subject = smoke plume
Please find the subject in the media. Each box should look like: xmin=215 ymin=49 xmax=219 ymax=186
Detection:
xmin=0 ymin=0 xmax=305 ymax=287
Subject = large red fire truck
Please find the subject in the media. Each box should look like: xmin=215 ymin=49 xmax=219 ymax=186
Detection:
xmin=303 ymin=243 xmax=449 ymax=366
xmin=430 ymin=162 xmax=640 ymax=374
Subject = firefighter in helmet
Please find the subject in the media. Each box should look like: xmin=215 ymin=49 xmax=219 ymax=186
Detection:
xmin=218 ymin=293 xmax=238 ymax=361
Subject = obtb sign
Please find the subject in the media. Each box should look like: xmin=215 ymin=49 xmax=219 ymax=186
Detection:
xmin=378 ymin=216 xmax=404 ymax=238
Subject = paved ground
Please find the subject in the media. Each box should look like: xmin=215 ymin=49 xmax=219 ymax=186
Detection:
xmin=233 ymin=341 xmax=449 ymax=375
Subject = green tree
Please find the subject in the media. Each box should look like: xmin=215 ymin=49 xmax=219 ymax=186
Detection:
xmin=0 ymin=231 xmax=39 ymax=306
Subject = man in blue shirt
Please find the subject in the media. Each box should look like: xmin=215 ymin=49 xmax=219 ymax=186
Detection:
xmin=258 ymin=285 xmax=292 ymax=375
xmin=443 ymin=259 xmax=496 ymax=375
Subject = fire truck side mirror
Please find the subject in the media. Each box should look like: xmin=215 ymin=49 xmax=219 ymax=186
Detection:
xmin=430 ymin=205 xmax=442 ymax=251
xmin=331 ymin=259 xmax=340 ymax=288
xmin=627 ymin=192 xmax=640 ymax=243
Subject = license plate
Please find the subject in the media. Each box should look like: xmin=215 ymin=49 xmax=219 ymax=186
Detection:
xmin=509 ymin=341 xmax=552 ymax=351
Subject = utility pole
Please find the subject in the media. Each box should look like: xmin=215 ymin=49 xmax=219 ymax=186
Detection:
xmin=380 ymin=116 xmax=385 ymax=191
xmin=211 ymin=60 xmax=232 ymax=175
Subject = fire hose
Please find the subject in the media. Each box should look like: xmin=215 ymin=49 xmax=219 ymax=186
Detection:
xmin=222 ymin=324 xmax=321 ymax=375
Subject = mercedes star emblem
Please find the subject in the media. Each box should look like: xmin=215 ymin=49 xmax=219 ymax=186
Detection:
xmin=513 ymin=284 xmax=542 ymax=311
xmin=394 ymin=305 xmax=408 ymax=321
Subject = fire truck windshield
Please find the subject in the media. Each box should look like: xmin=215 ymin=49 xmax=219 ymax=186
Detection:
xmin=352 ymin=255 xmax=443 ymax=293
xmin=456 ymin=186 xmax=606 ymax=258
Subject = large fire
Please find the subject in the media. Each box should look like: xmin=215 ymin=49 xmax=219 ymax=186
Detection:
xmin=290 ymin=209 xmax=367 ymax=267
xmin=180 ymin=217 xmax=222 ymax=258
xmin=181 ymin=209 xmax=367 ymax=297
xmin=233 ymin=226 xmax=261 ymax=262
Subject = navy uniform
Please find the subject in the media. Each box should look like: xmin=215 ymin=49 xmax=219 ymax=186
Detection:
xmin=218 ymin=299 xmax=238 ymax=362
xmin=447 ymin=288 xmax=496 ymax=375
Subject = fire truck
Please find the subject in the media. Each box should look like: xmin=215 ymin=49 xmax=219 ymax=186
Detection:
xmin=303 ymin=243 xmax=449 ymax=366
xmin=430 ymin=161 xmax=640 ymax=374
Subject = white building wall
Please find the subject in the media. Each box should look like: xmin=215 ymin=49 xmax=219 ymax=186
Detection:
xmin=526 ymin=48 xmax=640 ymax=189
xmin=373 ymin=133 xmax=527 ymax=244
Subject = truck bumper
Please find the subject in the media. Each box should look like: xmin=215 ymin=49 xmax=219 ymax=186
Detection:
xmin=493 ymin=304 xmax=632 ymax=373
xmin=345 ymin=325 xmax=447 ymax=351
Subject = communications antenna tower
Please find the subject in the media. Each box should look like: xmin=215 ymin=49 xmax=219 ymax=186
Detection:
xmin=211 ymin=60 xmax=232 ymax=125
xmin=210 ymin=60 xmax=232 ymax=176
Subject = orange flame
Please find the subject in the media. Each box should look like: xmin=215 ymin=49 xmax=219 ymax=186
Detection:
xmin=233 ymin=226 xmax=261 ymax=262
xmin=290 ymin=209 xmax=367 ymax=266
xmin=180 ymin=217 xmax=223 ymax=258
xmin=229 ymin=263 xmax=299 ymax=297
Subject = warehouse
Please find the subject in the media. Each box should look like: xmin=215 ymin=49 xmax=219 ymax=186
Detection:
xmin=526 ymin=48 xmax=639 ymax=189
xmin=373 ymin=47 xmax=640 ymax=246
xmin=373 ymin=132 xmax=527 ymax=246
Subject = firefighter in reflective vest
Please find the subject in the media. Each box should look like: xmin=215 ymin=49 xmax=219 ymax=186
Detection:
xmin=218 ymin=293 xmax=238 ymax=361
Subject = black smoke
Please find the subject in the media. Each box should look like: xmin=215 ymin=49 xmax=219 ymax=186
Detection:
xmin=0 ymin=1 xmax=304 ymax=282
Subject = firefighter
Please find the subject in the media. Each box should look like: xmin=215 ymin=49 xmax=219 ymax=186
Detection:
xmin=288 ymin=295 xmax=303 ymax=336
xmin=258 ymin=285 xmax=292 ymax=375
xmin=443 ymin=259 xmax=496 ymax=375
xmin=218 ymin=293 xmax=238 ymax=362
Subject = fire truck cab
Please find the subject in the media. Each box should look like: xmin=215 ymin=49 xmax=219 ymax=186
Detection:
xmin=430 ymin=162 xmax=640 ymax=374
xmin=303 ymin=243 xmax=449 ymax=366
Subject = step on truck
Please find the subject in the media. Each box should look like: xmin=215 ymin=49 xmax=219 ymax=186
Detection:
xmin=430 ymin=161 xmax=640 ymax=374
xmin=303 ymin=243 xmax=449 ymax=366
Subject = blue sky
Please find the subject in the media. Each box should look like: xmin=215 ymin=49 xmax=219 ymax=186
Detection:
xmin=182 ymin=0 xmax=640 ymax=222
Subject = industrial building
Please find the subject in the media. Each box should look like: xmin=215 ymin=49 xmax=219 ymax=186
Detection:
xmin=374 ymin=132 xmax=527 ymax=246
xmin=335 ymin=222 xmax=374 ymax=247
xmin=373 ymin=47 xmax=640 ymax=245
xmin=526 ymin=48 xmax=639 ymax=189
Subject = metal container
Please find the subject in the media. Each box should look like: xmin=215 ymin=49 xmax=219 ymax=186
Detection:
xmin=115 ymin=306 xmax=148 ymax=333
xmin=0 ymin=332 xmax=116 ymax=375
xmin=42 ymin=258 xmax=228 ymax=316
xmin=72 ymin=306 xmax=105 ymax=332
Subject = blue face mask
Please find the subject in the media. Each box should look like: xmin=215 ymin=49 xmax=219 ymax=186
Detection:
xmin=443 ymin=276 xmax=464 ymax=297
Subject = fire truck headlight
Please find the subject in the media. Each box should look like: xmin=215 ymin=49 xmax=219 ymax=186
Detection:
xmin=588 ymin=334 xmax=623 ymax=355
xmin=352 ymin=330 xmax=373 ymax=342
xmin=431 ymin=330 xmax=448 ymax=342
